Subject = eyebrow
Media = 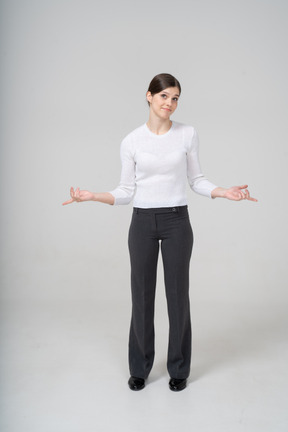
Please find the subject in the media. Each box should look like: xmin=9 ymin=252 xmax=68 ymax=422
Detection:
xmin=162 ymin=91 xmax=180 ymax=97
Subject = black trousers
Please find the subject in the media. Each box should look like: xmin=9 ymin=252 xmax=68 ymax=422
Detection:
xmin=128 ymin=205 xmax=193 ymax=380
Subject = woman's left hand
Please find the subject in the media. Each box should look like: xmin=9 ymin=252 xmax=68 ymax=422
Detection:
xmin=224 ymin=185 xmax=257 ymax=201
xmin=212 ymin=185 xmax=258 ymax=201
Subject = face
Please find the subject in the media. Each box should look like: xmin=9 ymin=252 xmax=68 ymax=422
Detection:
xmin=146 ymin=87 xmax=180 ymax=120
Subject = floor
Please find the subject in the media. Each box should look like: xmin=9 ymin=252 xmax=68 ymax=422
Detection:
xmin=1 ymin=297 xmax=287 ymax=432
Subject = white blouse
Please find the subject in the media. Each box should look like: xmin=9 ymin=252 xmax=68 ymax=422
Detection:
xmin=110 ymin=121 xmax=217 ymax=208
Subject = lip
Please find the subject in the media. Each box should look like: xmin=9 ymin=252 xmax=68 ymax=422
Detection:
xmin=161 ymin=108 xmax=172 ymax=112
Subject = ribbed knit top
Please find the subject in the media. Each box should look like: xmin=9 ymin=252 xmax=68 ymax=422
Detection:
xmin=110 ymin=121 xmax=217 ymax=208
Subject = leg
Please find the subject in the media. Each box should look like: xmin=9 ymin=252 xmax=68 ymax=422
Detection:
xmin=161 ymin=213 xmax=193 ymax=379
xmin=128 ymin=212 xmax=160 ymax=379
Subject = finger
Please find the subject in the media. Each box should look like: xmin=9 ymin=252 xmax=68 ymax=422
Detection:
xmin=75 ymin=187 xmax=80 ymax=201
xmin=239 ymin=184 xmax=248 ymax=190
xmin=62 ymin=199 xmax=74 ymax=205
xmin=75 ymin=188 xmax=82 ymax=202
xmin=241 ymin=190 xmax=248 ymax=199
xmin=245 ymin=188 xmax=258 ymax=202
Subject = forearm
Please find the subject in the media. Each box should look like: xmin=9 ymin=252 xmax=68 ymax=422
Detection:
xmin=92 ymin=192 xmax=115 ymax=205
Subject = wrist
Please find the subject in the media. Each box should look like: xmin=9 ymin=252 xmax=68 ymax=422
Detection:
xmin=211 ymin=187 xmax=226 ymax=199
xmin=91 ymin=193 xmax=99 ymax=201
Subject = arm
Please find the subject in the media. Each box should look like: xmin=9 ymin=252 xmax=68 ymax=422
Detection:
xmin=187 ymin=129 xmax=218 ymax=198
xmin=108 ymin=137 xmax=136 ymax=205
xmin=63 ymin=136 xmax=136 ymax=207
xmin=187 ymin=129 xmax=257 ymax=202
xmin=62 ymin=188 xmax=115 ymax=205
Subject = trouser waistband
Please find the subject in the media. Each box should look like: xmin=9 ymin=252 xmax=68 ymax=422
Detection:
xmin=133 ymin=205 xmax=188 ymax=215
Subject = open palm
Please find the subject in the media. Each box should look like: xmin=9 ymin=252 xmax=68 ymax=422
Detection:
xmin=224 ymin=185 xmax=257 ymax=201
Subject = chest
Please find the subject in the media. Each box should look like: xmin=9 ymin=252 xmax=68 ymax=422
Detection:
xmin=135 ymin=147 xmax=187 ymax=175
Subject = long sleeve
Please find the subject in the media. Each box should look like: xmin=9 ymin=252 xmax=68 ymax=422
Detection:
xmin=110 ymin=122 xmax=217 ymax=207
xmin=109 ymin=138 xmax=136 ymax=205
xmin=186 ymin=129 xmax=218 ymax=198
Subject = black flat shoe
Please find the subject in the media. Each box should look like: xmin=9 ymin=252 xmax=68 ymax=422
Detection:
xmin=128 ymin=376 xmax=145 ymax=391
xmin=169 ymin=378 xmax=187 ymax=392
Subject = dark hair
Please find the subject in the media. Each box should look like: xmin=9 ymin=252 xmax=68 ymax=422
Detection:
xmin=147 ymin=73 xmax=181 ymax=106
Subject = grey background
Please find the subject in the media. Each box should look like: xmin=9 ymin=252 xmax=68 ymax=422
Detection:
xmin=1 ymin=0 xmax=287 ymax=431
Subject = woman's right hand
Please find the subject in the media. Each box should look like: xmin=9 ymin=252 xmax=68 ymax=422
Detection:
xmin=62 ymin=187 xmax=95 ymax=205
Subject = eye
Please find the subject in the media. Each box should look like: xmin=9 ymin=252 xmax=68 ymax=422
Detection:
xmin=160 ymin=94 xmax=167 ymax=98
xmin=172 ymin=97 xmax=179 ymax=102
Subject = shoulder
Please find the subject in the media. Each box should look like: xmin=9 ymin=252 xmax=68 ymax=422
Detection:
xmin=122 ymin=123 xmax=146 ymax=143
xmin=120 ymin=124 xmax=145 ymax=156
xmin=173 ymin=121 xmax=197 ymax=136
xmin=172 ymin=122 xmax=198 ymax=147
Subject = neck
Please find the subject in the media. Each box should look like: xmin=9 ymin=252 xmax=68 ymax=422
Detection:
xmin=146 ymin=115 xmax=172 ymax=135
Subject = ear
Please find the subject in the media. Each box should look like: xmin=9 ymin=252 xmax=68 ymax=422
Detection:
xmin=146 ymin=91 xmax=152 ymax=104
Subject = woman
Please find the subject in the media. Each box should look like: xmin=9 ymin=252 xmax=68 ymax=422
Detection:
xmin=63 ymin=73 xmax=257 ymax=392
